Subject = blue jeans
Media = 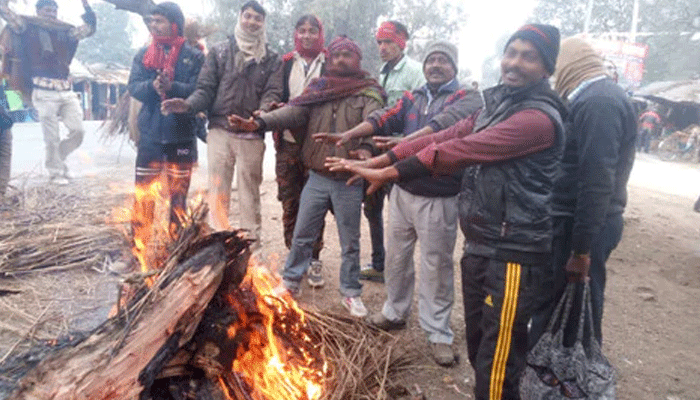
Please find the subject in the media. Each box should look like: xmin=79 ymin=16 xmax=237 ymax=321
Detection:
xmin=283 ymin=171 xmax=364 ymax=297
xmin=363 ymin=186 xmax=385 ymax=271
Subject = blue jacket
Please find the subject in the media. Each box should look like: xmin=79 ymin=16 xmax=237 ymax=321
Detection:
xmin=127 ymin=43 xmax=204 ymax=145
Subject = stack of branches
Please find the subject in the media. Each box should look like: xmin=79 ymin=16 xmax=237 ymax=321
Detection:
xmin=100 ymin=91 xmax=135 ymax=142
xmin=307 ymin=311 xmax=418 ymax=400
xmin=0 ymin=180 xmax=128 ymax=275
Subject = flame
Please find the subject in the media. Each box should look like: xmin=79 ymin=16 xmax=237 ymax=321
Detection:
xmin=108 ymin=163 xmax=202 ymax=281
xmin=223 ymin=258 xmax=327 ymax=400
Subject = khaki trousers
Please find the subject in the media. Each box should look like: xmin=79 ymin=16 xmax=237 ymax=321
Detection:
xmin=207 ymin=128 xmax=265 ymax=248
xmin=32 ymin=88 xmax=84 ymax=176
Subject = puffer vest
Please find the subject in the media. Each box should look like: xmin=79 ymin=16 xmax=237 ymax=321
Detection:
xmin=460 ymin=81 xmax=566 ymax=263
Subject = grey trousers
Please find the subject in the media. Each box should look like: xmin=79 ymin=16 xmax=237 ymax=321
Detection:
xmin=381 ymin=186 xmax=458 ymax=344
xmin=0 ymin=128 xmax=11 ymax=196
xmin=32 ymin=89 xmax=84 ymax=176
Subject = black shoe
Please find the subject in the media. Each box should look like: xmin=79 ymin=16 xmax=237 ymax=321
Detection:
xmin=367 ymin=312 xmax=406 ymax=331
xmin=359 ymin=265 xmax=384 ymax=282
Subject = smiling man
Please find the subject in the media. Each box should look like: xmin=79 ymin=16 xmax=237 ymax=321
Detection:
xmin=161 ymin=0 xmax=282 ymax=251
xmin=325 ymin=24 xmax=566 ymax=399
xmin=313 ymin=40 xmax=482 ymax=366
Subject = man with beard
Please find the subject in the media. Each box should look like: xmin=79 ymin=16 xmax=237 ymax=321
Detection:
xmin=530 ymin=37 xmax=637 ymax=347
xmin=127 ymin=2 xmax=204 ymax=237
xmin=228 ymin=36 xmax=385 ymax=318
xmin=315 ymin=40 xmax=482 ymax=366
xmin=326 ymin=24 xmax=566 ymax=399
xmin=0 ymin=0 xmax=96 ymax=185
xmin=161 ymin=0 xmax=282 ymax=252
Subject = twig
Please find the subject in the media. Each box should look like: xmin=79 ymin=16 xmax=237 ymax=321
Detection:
xmin=0 ymin=302 xmax=53 ymax=364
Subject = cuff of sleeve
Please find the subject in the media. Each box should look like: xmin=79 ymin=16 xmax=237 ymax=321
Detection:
xmin=394 ymin=156 xmax=431 ymax=181
xmin=428 ymin=120 xmax=442 ymax=132
xmin=254 ymin=117 xmax=267 ymax=133
xmin=387 ymin=150 xmax=398 ymax=164
xmin=571 ymin=234 xmax=592 ymax=255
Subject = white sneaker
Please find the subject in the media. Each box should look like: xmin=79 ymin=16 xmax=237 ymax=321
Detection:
xmin=307 ymin=259 xmax=325 ymax=288
xmin=50 ymin=176 xmax=70 ymax=186
xmin=342 ymin=296 xmax=368 ymax=317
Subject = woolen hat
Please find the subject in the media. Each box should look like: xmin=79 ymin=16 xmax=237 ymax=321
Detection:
xmin=505 ymin=24 xmax=560 ymax=74
xmin=424 ymin=40 xmax=458 ymax=71
xmin=151 ymin=2 xmax=185 ymax=36
xmin=36 ymin=0 xmax=57 ymax=9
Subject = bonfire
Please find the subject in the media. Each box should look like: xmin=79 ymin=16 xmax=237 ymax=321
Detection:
xmin=0 ymin=174 xmax=415 ymax=400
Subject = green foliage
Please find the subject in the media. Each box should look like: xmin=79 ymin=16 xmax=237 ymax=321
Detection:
xmin=74 ymin=2 xmax=136 ymax=68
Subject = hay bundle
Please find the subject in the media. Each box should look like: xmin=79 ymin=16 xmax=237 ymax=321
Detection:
xmin=0 ymin=180 xmax=127 ymax=275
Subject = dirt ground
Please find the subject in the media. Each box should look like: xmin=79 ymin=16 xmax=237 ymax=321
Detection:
xmin=1 ymin=156 xmax=699 ymax=399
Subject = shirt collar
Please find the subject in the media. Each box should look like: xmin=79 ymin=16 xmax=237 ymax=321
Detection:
xmin=567 ymin=75 xmax=607 ymax=103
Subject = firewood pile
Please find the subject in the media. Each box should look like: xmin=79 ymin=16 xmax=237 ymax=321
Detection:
xmin=0 ymin=183 xmax=417 ymax=400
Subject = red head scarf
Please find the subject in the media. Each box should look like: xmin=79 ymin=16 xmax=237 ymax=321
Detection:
xmin=142 ymin=21 xmax=186 ymax=83
xmin=375 ymin=21 xmax=406 ymax=50
xmin=293 ymin=16 xmax=325 ymax=59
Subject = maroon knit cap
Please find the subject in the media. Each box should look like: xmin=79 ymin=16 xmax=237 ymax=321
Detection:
xmin=328 ymin=35 xmax=362 ymax=60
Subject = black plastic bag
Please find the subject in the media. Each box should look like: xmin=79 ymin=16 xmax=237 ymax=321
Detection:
xmin=521 ymin=282 xmax=616 ymax=399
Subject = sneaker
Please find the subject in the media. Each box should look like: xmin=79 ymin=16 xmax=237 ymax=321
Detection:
xmin=359 ymin=264 xmax=384 ymax=283
xmin=367 ymin=312 xmax=406 ymax=331
xmin=281 ymin=279 xmax=301 ymax=298
xmin=50 ymin=175 xmax=70 ymax=186
xmin=429 ymin=342 xmax=456 ymax=367
xmin=307 ymin=259 xmax=325 ymax=288
xmin=342 ymin=296 xmax=368 ymax=317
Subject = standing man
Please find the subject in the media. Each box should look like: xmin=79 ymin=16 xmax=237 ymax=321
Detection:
xmin=637 ymin=106 xmax=662 ymax=153
xmin=316 ymin=40 xmax=481 ymax=366
xmin=162 ymin=0 xmax=282 ymax=251
xmin=0 ymin=0 xmax=96 ymax=185
xmin=530 ymin=37 xmax=637 ymax=346
xmin=127 ymin=2 xmax=204 ymax=237
xmin=361 ymin=20 xmax=425 ymax=282
xmin=229 ymin=36 xmax=385 ymax=317
xmin=327 ymin=24 xmax=566 ymax=399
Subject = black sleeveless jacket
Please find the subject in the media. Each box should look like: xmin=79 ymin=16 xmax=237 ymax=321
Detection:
xmin=460 ymin=80 xmax=567 ymax=264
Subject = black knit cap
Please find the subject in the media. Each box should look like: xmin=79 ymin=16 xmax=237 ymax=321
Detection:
xmin=36 ymin=0 xmax=58 ymax=9
xmin=151 ymin=1 xmax=185 ymax=36
xmin=505 ymin=24 xmax=560 ymax=74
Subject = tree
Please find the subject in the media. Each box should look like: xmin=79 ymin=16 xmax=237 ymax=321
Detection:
xmin=529 ymin=0 xmax=700 ymax=83
xmin=75 ymin=2 xmax=135 ymax=68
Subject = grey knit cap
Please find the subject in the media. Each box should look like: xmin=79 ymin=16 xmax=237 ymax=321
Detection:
xmin=423 ymin=40 xmax=458 ymax=70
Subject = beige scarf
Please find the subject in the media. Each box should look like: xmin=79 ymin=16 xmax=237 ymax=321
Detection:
xmin=554 ymin=37 xmax=607 ymax=100
xmin=234 ymin=18 xmax=267 ymax=70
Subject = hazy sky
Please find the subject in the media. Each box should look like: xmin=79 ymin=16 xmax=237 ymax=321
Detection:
xmin=16 ymin=0 xmax=538 ymax=80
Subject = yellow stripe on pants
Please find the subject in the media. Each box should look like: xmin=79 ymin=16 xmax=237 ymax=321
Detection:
xmin=489 ymin=262 xmax=522 ymax=400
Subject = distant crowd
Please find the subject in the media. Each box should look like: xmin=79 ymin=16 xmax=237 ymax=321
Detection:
xmin=0 ymin=0 xmax=639 ymax=398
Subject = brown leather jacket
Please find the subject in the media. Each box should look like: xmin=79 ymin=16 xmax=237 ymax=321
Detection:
xmin=186 ymin=36 xmax=283 ymax=133
xmin=260 ymin=88 xmax=384 ymax=180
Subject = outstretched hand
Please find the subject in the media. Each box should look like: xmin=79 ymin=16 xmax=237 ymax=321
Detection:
xmin=228 ymin=114 xmax=259 ymax=132
xmin=325 ymin=156 xmax=398 ymax=194
xmin=313 ymin=132 xmax=352 ymax=147
xmin=161 ymin=98 xmax=191 ymax=115
xmin=373 ymin=136 xmax=401 ymax=150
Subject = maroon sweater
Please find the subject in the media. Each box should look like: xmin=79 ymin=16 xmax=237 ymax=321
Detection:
xmin=390 ymin=108 xmax=555 ymax=177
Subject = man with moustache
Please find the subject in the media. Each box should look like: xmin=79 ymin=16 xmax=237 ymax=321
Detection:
xmin=326 ymin=24 xmax=566 ymax=399
xmin=228 ymin=36 xmax=385 ymax=318
xmin=315 ymin=40 xmax=482 ymax=366
xmin=162 ymin=0 xmax=282 ymax=252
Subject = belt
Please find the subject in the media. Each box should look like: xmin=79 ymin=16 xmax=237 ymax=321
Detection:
xmin=32 ymin=77 xmax=72 ymax=91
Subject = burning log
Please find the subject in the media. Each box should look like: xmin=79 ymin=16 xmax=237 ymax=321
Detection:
xmin=2 ymin=200 xmax=417 ymax=400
